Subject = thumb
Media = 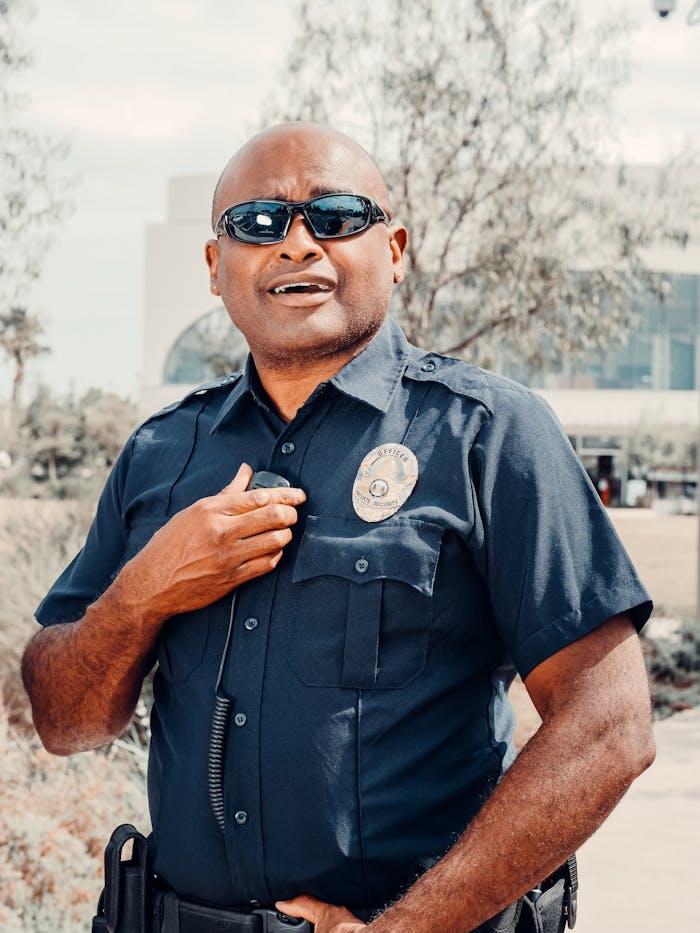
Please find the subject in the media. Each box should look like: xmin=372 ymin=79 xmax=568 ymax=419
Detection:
xmin=275 ymin=895 xmax=323 ymax=923
xmin=219 ymin=462 xmax=253 ymax=494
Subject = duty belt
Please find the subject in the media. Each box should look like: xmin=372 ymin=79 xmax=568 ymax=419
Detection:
xmin=154 ymin=889 xmax=313 ymax=933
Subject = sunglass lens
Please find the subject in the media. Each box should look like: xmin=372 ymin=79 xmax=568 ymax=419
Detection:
xmin=306 ymin=195 xmax=370 ymax=238
xmin=225 ymin=202 xmax=289 ymax=243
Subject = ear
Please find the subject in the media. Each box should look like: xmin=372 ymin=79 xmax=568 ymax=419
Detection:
xmin=205 ymin=239 xmax=221 ymax=295
xmin=388 ymin=224 xmax=408 ymax=283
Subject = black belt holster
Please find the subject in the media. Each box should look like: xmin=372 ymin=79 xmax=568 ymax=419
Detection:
xmin=515 ymin=855 xmax=578 ymax=933
xmin=477 ymin=854 xmax=578 ymax=933
xmin=92 ymin=824 xmax=150 ymax=933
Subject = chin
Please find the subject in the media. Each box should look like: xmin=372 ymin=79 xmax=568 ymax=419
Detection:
xmin=261 ymin=320 xmax=383 ymax=370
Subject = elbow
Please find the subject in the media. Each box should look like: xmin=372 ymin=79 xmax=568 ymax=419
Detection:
xmin=629 ymin=716 xmax=656 ymax=778
xmin=39 ymin=733 xmax=78 ymax=757
xmin=28 ymin=704 xmax=80 ymax=756
xmin=32 ymin=713 xmax=117 ymax=756
xmin=610 ymin=706 xmax=656 ymax=786
xmin=24 ymin=682 xmax=118 ymax=757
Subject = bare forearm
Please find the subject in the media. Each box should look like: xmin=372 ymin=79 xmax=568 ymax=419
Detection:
xmin=370 ymin=708 xmax=652 ymax=931
xmin=369 ymin=618 xmax=655 ymax=933
xmin=21 ymin=563 xmax=166 ymax=755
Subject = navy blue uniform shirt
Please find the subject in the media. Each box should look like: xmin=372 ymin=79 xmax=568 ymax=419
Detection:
xmin=37 ymin=318 xmax=651 ymax=913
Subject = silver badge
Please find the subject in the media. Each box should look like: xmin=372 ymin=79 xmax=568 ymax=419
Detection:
xmin=352 ymin=443 xmax=419 ymax=522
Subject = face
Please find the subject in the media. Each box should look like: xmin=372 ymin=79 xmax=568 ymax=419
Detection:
xmin=205 ymin=126 xmax=407 ymax=373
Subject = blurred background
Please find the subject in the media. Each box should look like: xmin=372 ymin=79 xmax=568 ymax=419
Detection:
xmin=0 ymin=1 xmax=698 ymax=930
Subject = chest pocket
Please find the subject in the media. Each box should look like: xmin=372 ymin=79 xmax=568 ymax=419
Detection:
xmin=289 ymin=515 xmax=443 ymax=689
xmin=118 ymin=521 xmax=211 ymax=685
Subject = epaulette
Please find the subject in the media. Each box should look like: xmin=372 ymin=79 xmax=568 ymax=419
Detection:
xmin=141 ymin=372 xmax=243 ymax=425
xmin=405 ymin=352 xmax=535 ymax=417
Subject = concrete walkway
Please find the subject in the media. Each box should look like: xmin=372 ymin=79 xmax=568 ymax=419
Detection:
xmin=574 ymin=708 xmax=700 ymax=932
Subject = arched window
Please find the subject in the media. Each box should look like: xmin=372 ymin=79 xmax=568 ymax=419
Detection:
xmin=163 ymin=307 xmax=248 ymax=384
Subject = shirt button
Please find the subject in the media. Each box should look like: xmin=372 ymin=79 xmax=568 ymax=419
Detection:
xmin=249 ymin=900 xmax=261 ymax=908
xmin=421 ymin=360 xmax=436 ymax=373
xmin=281 ymin=441 xmax=296 ymax=455
xmin=234 ymin=713 xmax=247 ymax=727
xmin=355 ymin=558 xmax=369 ymax=574
xmin=234 ymin=810 xmax=248 ymax=825
xmin=244 ymin=617 xmax=259 ymax=631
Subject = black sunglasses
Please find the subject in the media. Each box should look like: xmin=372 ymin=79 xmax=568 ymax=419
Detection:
xmin=214 ymin=193 xmax=390 ymax=245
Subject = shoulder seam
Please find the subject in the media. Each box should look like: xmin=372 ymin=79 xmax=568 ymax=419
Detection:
xmin=138 ymin=372 xmax=243 ymax=429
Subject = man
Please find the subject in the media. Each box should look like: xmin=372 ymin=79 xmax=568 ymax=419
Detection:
xmin=22 ymin=123 xmax=655 ymax=933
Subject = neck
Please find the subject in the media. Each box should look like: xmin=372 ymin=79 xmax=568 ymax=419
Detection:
xmin=254 ymin=360 xmax=340 ymax=422
xmin=253 ymin=341 xmax=373 ymax=422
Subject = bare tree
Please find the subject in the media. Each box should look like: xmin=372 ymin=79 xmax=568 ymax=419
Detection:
xmin=263 ymin=0 xmax=698 ymax=369
xmin=0 ymin=0 xmax=72 ymax=410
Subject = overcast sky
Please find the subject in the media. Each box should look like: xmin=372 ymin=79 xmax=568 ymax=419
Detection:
xmin=4 ymin=0 xmax=700 ymax=402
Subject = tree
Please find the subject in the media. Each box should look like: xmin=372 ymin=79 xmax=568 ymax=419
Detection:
xmin=0 ymin=305 xmax=48 ymax=406
xmin=22 ymin=384 xmax=81 ymax=482
xmin=0 ymin=0 xmax=72 ymax=409
xmin=76 ymin=387 xmax=137 ymax=469
xmin=3 ymin=384 xmax=136 ymax=497
xmin=263 ymin=0 xmax=699 ymax=369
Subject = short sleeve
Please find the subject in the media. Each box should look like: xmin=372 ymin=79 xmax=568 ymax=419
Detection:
xmin=468 ymin=388 xmax=652 ymax=678
xmin=35 ymin=434 xmax=135 ymax=627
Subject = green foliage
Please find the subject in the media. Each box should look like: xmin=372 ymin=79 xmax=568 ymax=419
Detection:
xmin=264 ymin=0 xmax=699 ymax=368
xmin=643 ymin=620 xmax=700 ymax=720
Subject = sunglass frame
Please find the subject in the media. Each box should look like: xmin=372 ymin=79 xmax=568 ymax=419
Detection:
xmin=214 ymin=194 xmax=389 ymax=244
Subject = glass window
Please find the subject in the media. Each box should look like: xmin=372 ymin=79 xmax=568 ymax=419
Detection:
xmin=670 ymin=338 xmax=695 ymax=390
xmin=164 ymin=308 xmax=249 ymax=385
xmin=496 ymin=272 xmax=698 ymax=391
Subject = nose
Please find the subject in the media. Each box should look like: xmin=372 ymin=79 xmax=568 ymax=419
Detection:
xmin=278 ymin=213 xmax=325 ymax=263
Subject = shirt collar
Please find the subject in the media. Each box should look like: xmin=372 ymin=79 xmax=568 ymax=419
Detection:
xmin=329 ymin=316 xmax=412 ymax=413
xmin=210 ymin=316 xmax=411 ymax=433
xmin=209 ymin=355 xmax=265 ymax=434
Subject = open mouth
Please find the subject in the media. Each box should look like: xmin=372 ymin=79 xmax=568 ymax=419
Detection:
xmin=270 ymin=282 xmax=333 ymax=295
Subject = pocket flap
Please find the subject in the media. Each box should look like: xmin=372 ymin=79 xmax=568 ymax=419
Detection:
xmin=292 ymin=515 xmax=443 ymax=596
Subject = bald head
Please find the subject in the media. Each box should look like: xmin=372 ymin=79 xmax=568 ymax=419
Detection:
xmin=211 ymin=123 xmax=392 ymax=228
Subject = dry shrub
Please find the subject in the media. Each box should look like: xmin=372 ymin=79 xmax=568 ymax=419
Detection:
xmin=0 ymin=501 xmax=150 ymax=930
xmin=0 ymin=705 xmax=149 ymax=931
xmin=0 ymin=500 xmax=92 ymax=730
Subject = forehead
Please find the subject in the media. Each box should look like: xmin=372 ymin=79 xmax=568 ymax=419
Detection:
xmin=216 ymin=130 xmax=386 ymax=208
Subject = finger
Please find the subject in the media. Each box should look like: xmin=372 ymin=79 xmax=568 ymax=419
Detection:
xmin=232 ymin=527 xmax=294 ymax=564
xmin=225 ymin=503 xmax=300 ymax=541
xmin=220 ymin=483 xmax=307 ymax=514
xmin=275 ymin=895 xmax=323 ymax=923
xmin=230 ymin=548 xmax=286 ymax=587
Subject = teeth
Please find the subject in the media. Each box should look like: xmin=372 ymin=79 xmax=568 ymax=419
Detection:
xmin=272 ymin=282 xmax=331 ymax=294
